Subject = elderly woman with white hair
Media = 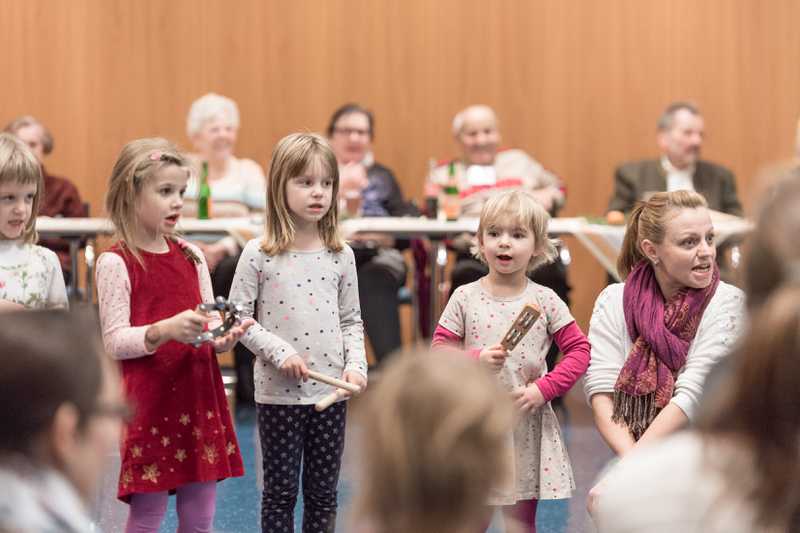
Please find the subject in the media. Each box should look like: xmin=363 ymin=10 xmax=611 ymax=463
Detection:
xmin=184 ymin=93 xmax=266 ymax=271
xmin=185 ymin=92 xmax=266 ymax=404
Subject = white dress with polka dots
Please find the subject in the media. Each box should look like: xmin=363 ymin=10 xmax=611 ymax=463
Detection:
xmin=438 ymin=279 xmax=576 ymax=503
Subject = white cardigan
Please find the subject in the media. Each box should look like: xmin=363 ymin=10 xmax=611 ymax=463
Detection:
xmin=584 ymin=282 xmax=744 ymax=420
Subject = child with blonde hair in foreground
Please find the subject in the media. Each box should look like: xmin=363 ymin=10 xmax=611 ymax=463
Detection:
xmin=353 ymin=350 xmax=513 ymax=533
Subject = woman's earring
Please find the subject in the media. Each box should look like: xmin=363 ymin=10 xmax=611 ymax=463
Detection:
xmin=652 ymin=258 xmax=660 ymax=266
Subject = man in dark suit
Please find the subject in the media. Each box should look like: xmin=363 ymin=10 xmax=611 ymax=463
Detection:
xmin=607 ymin=102 xmax=743 ymax=218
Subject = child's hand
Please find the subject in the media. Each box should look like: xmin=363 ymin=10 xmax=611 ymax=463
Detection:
xmin=479 ymin=344 xmax=509 ymax=373
xmin=511 ymin=383 xmax=546 ymax=413
xmin=343 ymin=371 xmax=367 ymax=395
xmin=280 ymin=354 xmax=310 ymax=381
xmin=212 ymin=318 xmax=255 ymax=353
xmin=164 ymin=310 xmax=210 ymax=344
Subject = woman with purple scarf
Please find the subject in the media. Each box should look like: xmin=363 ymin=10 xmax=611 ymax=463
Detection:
xmin=584 ymin=190 xmax=744 ymax=507
xmin=592 ymin=169 xmax=800 ymax=533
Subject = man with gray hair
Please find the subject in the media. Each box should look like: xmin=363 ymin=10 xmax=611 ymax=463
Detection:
xmin=428 ymin=104 xmax=571 ymax=311
xmin=607 ymin=102 xmax=742 ymax=219
xmin=429 ymin=104 xmax=565 ymax=217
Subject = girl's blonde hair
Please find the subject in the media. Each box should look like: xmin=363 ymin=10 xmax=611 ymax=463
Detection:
xmin=261 ymin=132 xmax=344 ymax=255
xmin=473 ymin=189 xmax=557 ymax=272
xmin=0 ymin=132 xmax=44 ymax=244
xmin=354 ymin=349 xmax=512 ymax=533
xmin=617 ymin=190 xmax=708 ymax=280
xmin=104 ymin=138 xmax=189 ymax=264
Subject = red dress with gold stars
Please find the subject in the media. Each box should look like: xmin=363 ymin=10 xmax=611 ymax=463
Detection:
xmin=111 ymin=240 xmax=244 ymax=501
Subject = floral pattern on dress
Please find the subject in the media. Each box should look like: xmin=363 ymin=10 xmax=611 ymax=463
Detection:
xmin=0 ymin=243 xmax=67 ymax=309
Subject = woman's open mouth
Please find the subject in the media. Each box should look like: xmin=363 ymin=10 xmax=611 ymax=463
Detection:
xmin=692 ymin=264 xmax=711 ymax=273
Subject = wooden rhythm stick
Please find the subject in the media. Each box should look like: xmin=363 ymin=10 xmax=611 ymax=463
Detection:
xmin=315 ymin=388 xmax=350 ymax=412
xmin=307 ymin=370 xmax=361 ymax=394
xmin=500 ymin=303 xmax=541 ymax=351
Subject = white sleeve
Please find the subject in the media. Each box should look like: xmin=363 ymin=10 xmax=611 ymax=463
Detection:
xmin=95 ymin=252 xmax=154 ymax=360
xmin=338 ymin=246 xmax=367 ymax=379
xmin=670 ymin=285 xmax=745 ymax=420
xmin=241 ymin=159 xmax=267 ymax=211
xmin=585 ymin=284 xmax=627 ymax=401
xmin=42 ymin=249 xmax=68 ymax=310
xmin=229 ymin=240 xmax=296 ymax=367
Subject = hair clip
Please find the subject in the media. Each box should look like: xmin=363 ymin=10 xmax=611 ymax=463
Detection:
xmin=149 ymin=150 xmax=163 ymax=161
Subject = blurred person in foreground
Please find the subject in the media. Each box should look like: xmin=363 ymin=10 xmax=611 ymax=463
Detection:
xmin=0 ymin=309 xmax=125 ymax=532
xmin=352 ymin=349 xmax=514 ymax=533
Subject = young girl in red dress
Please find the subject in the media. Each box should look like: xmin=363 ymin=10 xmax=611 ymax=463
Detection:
xmin=96 ymin=138 xmax=252 ymax=532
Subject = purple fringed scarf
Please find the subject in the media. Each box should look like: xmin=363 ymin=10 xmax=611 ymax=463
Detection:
xmin=613 ymin=260 xmax=720 ymax=440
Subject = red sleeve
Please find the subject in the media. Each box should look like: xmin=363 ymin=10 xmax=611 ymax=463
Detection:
xmin=533 ymin=321 xmax=590 ymax=402
xmin=431 ymin=324 xmax=481 ymax=360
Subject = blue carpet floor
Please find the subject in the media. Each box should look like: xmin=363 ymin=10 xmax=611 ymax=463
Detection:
xmin=156 ymin=389 xmax=609 ymax=532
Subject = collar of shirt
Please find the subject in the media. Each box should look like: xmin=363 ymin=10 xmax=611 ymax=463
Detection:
xmin=661 ymin=156 xmax=695 ymax=192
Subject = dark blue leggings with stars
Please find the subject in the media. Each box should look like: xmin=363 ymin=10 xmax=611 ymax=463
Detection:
xmin=257 ymin=401 xmax=347 ymax=533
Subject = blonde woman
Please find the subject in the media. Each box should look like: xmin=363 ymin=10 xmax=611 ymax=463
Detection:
xmin=595 ymin=169 xmax=800 ymax=533
xmin=585 ymin=190 xmax=745 ymax=514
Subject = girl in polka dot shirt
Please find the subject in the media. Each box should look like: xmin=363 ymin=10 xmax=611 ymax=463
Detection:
xmin=230 ymin=133 xmax=367 ymax=532
xmin=432 ymin=190 xmax=590 ymax=532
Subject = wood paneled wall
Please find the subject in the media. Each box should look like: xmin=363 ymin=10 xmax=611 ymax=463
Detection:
xmin=2 ymin=0 xmax=799 ymax=326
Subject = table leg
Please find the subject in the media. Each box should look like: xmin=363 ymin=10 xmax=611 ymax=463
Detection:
xmin=68 ymin=238 xmax=81 ymax=300
xmin=428 ymin=240 xmax=448 ymax=337
xmin=85 ymin=238 xmax=96 ymax=302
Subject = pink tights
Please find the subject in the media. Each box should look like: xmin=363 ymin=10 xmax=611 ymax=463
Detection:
xmin=125 ymin=481 xmax=217 ymax=533
xmin=502 ymin=498 xmax=538 ymax=532
xmin=480 ymin=499 xmax=538 ymax=532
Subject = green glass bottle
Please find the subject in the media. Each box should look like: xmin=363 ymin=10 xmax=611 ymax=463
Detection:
xmin=198 ymin=161 xmax=211 ymax=220
xmin=442 ymin=161 xmax=461 ymax=221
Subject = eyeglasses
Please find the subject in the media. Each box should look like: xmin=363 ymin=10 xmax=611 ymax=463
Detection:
xmin=333 ymin=127 xmax=371 ymax=137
